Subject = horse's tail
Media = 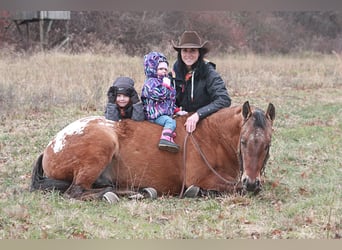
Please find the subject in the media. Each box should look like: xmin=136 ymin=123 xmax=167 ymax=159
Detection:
xmin=30 ymin=153 xmax=70 ymax=193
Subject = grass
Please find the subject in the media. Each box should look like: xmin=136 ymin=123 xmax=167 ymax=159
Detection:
xmin=0 ymin=49 xmax=341 ymax=239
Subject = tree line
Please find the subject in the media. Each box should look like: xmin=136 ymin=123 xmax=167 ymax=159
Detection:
xmin=1 ymin=11 xmax=341 ymax=55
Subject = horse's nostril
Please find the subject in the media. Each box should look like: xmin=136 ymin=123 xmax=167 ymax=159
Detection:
xmin=255 ymin=179 xmax=260 ymax=187
xmin=242 ymin=177 xmax=248 ymax=185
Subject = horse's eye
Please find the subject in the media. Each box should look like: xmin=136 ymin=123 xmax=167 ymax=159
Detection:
xmin=241 ymin=139 xmax=247 ymax=146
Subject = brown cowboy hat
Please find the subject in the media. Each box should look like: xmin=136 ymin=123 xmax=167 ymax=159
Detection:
xmin=172 ymin=31 xmax=210 ymax=54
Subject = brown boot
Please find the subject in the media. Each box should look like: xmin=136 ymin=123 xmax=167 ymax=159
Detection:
xmin=158 ymin=129 xmax=180 ymax=153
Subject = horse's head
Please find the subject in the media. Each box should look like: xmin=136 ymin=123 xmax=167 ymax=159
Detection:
xmin=239 ymin=101 xmax=275 ymax=193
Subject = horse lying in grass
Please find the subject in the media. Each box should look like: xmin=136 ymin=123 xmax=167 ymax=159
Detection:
xmin=30 ymin=101 xmax=275 ymax=202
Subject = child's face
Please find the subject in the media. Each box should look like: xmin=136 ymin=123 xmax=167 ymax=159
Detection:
xmin=116 ymin=94 xmax=130 ymax=108
xmin=157 ymin=62 xmax=168 ymax=77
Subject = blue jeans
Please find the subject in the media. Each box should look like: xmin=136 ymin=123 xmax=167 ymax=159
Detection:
xmin=149 ymin=115 xmax=176 ymax=131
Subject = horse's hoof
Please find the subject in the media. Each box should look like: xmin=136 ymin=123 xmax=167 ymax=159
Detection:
xmin=141 ymin=187 xmax=158 ymax=199
xmin=103 ymin=192 xmax=120 ymax=204
xmin=128 ymin=193 xmax=145 ymax=200
xmin=183 ymin=185 xmax=200 ymax=198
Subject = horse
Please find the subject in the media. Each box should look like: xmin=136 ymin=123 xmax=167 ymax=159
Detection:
xmin=30 ymin=101 xmax=275 ymax=202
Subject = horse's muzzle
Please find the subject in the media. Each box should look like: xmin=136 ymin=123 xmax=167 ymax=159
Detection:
xmin=242 ymin=176 xmax=261 ymax=193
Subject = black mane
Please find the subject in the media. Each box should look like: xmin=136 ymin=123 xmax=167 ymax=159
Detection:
xmin=253 ymin=109 xmax=266 ymax=128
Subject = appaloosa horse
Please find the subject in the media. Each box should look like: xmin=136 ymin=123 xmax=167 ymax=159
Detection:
xmin=31 ymin=101 xmax=275 ymax=201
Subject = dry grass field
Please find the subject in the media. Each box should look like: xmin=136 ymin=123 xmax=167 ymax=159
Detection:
xmin=0 ymin=49 xmax=341 ymax=239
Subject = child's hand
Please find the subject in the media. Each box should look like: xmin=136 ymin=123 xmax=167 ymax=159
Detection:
xmin=175 ymin=110 xmax=188 ymax=116
xmin=163 ymin=77 xmax=171 ymax=87
xmin=107 ymin=86 xmax=116 ymax=103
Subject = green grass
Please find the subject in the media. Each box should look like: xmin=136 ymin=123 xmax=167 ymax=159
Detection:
xmin=0 ymin=51 xmax=341 ymax=239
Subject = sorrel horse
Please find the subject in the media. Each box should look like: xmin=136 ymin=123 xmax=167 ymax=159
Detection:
xmin=30 ymin=101 xmax=275 ymax=201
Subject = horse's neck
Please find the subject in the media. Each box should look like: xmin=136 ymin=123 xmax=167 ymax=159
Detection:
xmin=198 ymin=106 xmax=243 ymax=151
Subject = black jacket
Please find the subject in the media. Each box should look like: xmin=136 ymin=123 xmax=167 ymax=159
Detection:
xmin=172 ymin=60 xmax=231 ymax=119
xmin=105 ymin=102 xmax=145 ymax=121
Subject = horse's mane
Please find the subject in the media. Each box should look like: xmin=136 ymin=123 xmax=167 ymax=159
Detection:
xmin=252 ymin=109 xmax=267 ymax=129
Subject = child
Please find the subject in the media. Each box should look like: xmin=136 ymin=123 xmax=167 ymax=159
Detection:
xmin=141 ymin=52 xmax=181 ymax=153
xmin=105 ymin=76 xmax=145 ymax=121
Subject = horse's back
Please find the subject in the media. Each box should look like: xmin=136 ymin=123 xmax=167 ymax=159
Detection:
xmin=113 ymin=119 xmax=186 ymax=194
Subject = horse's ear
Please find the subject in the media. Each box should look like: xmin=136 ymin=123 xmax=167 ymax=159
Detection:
xmin=266 ymin=103 xmax=275 ymax=121
xmin=242 ymin=101 xmax=251 ymax=119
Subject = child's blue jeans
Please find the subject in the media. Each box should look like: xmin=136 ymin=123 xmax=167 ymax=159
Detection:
xmin=149 ymin=115 xmax=176 ymax=131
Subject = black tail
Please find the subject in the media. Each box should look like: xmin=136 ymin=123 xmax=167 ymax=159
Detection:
xmin=30 ymin=153 xmax=71 ymax=193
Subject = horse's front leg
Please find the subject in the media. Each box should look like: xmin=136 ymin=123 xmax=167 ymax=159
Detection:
xmin=185 ymin=173 xmax=242 ymax=197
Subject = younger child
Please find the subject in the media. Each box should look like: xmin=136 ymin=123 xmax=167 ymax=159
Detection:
xmin=105 ymin=76 xmax=145 ymax=121
xmin=141 ymin=52 xmax=180 ymax=153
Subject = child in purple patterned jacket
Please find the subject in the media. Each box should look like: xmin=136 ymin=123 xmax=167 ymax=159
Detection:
xmin=141 ymin=51 xmax=185 ymax=153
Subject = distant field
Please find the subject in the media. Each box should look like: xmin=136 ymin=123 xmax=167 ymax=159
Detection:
xmin=0 ymin=50 xmax=341 ymax=239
